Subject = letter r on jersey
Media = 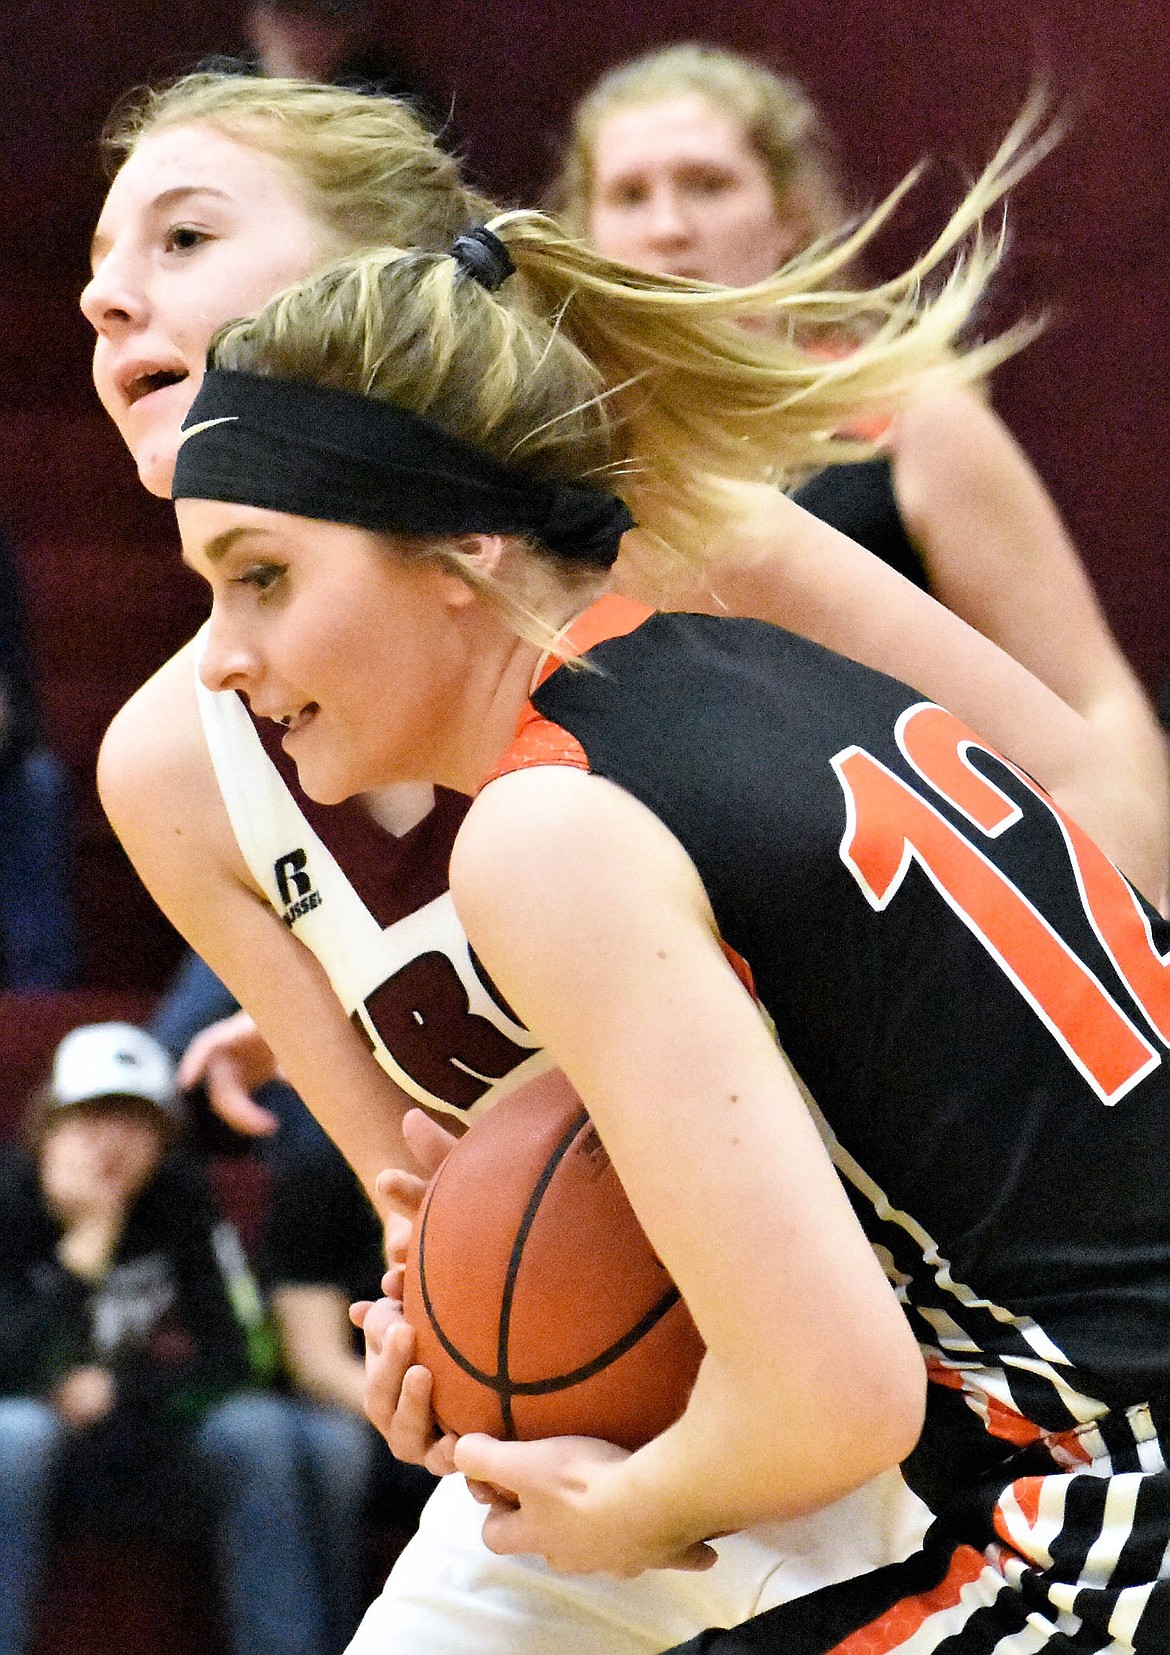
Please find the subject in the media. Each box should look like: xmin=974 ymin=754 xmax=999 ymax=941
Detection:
xmin=274 ymin=849 xmax=312 ymax=906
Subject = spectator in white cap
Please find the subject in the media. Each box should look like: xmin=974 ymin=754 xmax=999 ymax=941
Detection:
xmin=0 ymin=1021 xmax=357 ymax=1655
xmin=48 ymin=1019 xmax=184 ymax=1127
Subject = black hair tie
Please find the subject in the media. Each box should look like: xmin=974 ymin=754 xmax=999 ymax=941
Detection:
xmin=451 ymin=226 xmax=515 ymax=291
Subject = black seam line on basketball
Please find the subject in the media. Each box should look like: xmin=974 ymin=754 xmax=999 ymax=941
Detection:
xmin=414 ymin=1171 xmax=516 ymax=1433
xmin=496 ymin=1107 xmax=591 ymax=1438
xmin=500 ymin=1284 xmax=682 ymax=1393
xmin=413 ymin=1274 xmax=682 ymax=1397
xmin=414 ymin=1107 xmax=592 ymax=1429
xmin=415 ymin=1172 xmax=492 ymax=1390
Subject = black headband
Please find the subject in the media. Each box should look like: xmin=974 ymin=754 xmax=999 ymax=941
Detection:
xmin=172 ymin=370 xmax=634 ymax=566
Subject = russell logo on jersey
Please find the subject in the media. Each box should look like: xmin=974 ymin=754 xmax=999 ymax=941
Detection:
xmin=274 ymin=848 xmax=322 ymax=927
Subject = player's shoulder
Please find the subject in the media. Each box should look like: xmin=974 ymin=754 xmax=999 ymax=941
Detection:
xmin=453 ymin=765 xmax=699 ymax=940
xmin=454 ymin=765 xmax=601 ymax=886
xmin=891 ymin=383 xmax=1016 ymax=509
xmin=100 ymin=641 xmax=203 ymax=779
xmin=97 ymin=638 xmax=217 ymax=836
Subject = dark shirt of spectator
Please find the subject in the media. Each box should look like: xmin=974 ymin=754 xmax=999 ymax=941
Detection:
xmin=225 ymin=0 xmax=447 ymax=132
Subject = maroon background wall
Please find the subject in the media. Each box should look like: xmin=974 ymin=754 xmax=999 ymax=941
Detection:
xmin=0 ymin=0 xmax=1166 ymax=989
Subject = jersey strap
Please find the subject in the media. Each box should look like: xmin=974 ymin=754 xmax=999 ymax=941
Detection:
xmin=483 ymin=593 xmax=653 ymax=785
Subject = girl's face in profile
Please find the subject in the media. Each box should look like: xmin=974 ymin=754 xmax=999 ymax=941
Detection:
xmin=586 ymin=94 xmax=806 ymax=288
xmin=178 ymin=499 xmax=482 ymax=803
xmin=81 ymin=123 xmax=327 ymax=499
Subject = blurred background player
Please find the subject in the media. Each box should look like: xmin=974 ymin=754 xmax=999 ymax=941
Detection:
xmin=551 ymin=42 xmax=1170 ymax=845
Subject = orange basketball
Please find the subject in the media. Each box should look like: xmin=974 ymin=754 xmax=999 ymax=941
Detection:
xmin=402 ymin=1069 xmax=705 ymax=1450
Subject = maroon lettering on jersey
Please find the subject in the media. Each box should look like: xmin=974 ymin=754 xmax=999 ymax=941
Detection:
xmin=361 ymin=951 xmax=532 ymax=1110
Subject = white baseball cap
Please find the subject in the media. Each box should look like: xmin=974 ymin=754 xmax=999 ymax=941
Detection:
xmin=50 ymin=1023 xmax=182 ymax=1126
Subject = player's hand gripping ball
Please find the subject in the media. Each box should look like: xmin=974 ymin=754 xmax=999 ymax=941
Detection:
xmin=402 ymin=1069 xmax=705 ymax=1450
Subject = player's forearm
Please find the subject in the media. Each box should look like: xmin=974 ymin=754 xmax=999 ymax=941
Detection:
xmin=289 ymin=1348 xmax=367 ymax=1414
xmin=1078 ymin=685 xmax=1170 ymax=902
xmin=602 ymin=1339 xmax=926 ymax=1551
xmin=272 ymin=1288 xmax=371 ymax=1414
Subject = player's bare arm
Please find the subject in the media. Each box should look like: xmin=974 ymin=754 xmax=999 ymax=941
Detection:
xmin=448 ymin=766 xmax=925 ymax=1573
xmin=98 ymin=649 xmax=419 ymax=1204
xmin=891 ymin=385 xmax=1170 ymax=860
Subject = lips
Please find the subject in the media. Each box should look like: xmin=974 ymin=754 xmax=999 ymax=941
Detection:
xmin=124 ymin=367 xmax=188 ymax=406
xmin=278 ymin=704 xmax=319 ymax=736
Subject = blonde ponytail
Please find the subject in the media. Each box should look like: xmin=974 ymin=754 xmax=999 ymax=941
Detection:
xmin=498 ymin=94 xmax=1053 ymax=592
xmin=208 ymin=92 xmax=1053 ymax=599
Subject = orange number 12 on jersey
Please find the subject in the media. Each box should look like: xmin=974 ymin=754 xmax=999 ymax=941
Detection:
xmin=832 ymin=703 xmax=1166 ymax=1104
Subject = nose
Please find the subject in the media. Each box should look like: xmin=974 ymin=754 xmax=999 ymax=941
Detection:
xmin=643 ymin=184 xmax=692 ymax=248
xmin=79 ymin=249 xmax=147 ymax=337
xmin=198 ymin=603 xmax=260 ymax=697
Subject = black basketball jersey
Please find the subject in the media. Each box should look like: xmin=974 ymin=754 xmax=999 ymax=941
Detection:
xmin=791 ymin=458 xmax=930 ymax=591
xmin=494 ymin=597 xmax=1170 ymax=1427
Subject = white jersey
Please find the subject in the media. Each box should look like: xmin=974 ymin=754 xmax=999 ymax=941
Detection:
xmin=193 ymin=632 xmax=546 ymax=1118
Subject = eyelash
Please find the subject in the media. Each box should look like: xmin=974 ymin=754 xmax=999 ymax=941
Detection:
xmin=164 ymin=225 xmax=211 ymax=254
xmin=235 ymin=565 xmax=285 ymax=595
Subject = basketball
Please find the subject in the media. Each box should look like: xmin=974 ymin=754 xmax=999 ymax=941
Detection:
xmin=402 ymin=1069 xmax=705 ymax=1450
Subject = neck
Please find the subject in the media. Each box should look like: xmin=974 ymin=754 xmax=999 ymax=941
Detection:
xmin=436 ymin=587 xmax=603 ymax=794
xmin=443 ymin=636 xmax=548 ymax=795
xmin=360 ymin=782 xmax=437 ymax=836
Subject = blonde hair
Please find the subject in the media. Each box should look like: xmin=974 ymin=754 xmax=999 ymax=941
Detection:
xmin=206 ymin=96 xmax=1045 ymax=603
xmin=102 ymin=71 xmax=493 ymax=260
xmin=552 ymin=43 xmax=849 ymax=245
xmin=123 ymin=74 xmax=1043 ymax=598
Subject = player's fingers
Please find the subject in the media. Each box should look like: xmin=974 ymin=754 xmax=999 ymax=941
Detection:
xmin=478 ymin=1504 xmax=536 ymax=1560
xmin=349 ymin=1298 xmax=373 ymax=1329
xmin=176 ymin=1022 xmax=221 ymax=1089
xmin=364 ymin=1330 xmax=419 ymax=1441
xmin=452 ymin=1433 xmax=525 ymax=1493
xmin=386 ymin=1363 xmax=439 ymax=1464
xmin=402 ymin=1108 xmax=460 ymax=1175
xmin=381 ymin=1212 xmax=413 ymax=1266
xmin=358 ymin=1296 xmax=409 ymax=1354
xmin=177 ymin=1010 xmax=264 ymax=1088
xmin=380 ymin=1263 xmax=405 ymax=1298
xmin=204 ymin=1054 xmax=280 ymax=1136
xmin=424 ymin=1433 xmax=460 ymax=1478
xmin=666 ymin=1542 xmax=719 ymax=1572
xmin=376 ymin=1167 xmax=427 ymax=1217
xmin=465 ymin=1476 xmax=519 ymax=1508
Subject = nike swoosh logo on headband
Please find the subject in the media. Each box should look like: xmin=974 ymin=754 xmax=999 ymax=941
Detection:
xmin=177 ymin=415 xmax=240 ymax=446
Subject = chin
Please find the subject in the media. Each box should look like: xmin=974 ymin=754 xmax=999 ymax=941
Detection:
xmin=294 ymin=771 xmax=357 ymax=807
xmin=288 ymin=755 xmax=364 ymax=808
xmin=135 ymin=441 xmax=180 ymax=500
xmin=289 ymin=723 xmax=407 ymax=804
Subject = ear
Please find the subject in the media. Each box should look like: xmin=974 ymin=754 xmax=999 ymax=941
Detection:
xmin=458 ymin=533 xmax=508 ymax=576
xmin=438 ymin=533 xmax=509 ymax=610
xmin=770 ymin=180 xmax=820 ymax=265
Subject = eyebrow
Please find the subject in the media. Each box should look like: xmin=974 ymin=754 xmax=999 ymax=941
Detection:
xmin=187 ymin=524 xmax=278 ymax=569
xmin=89 ymin=184 xmax=233 ymax=267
